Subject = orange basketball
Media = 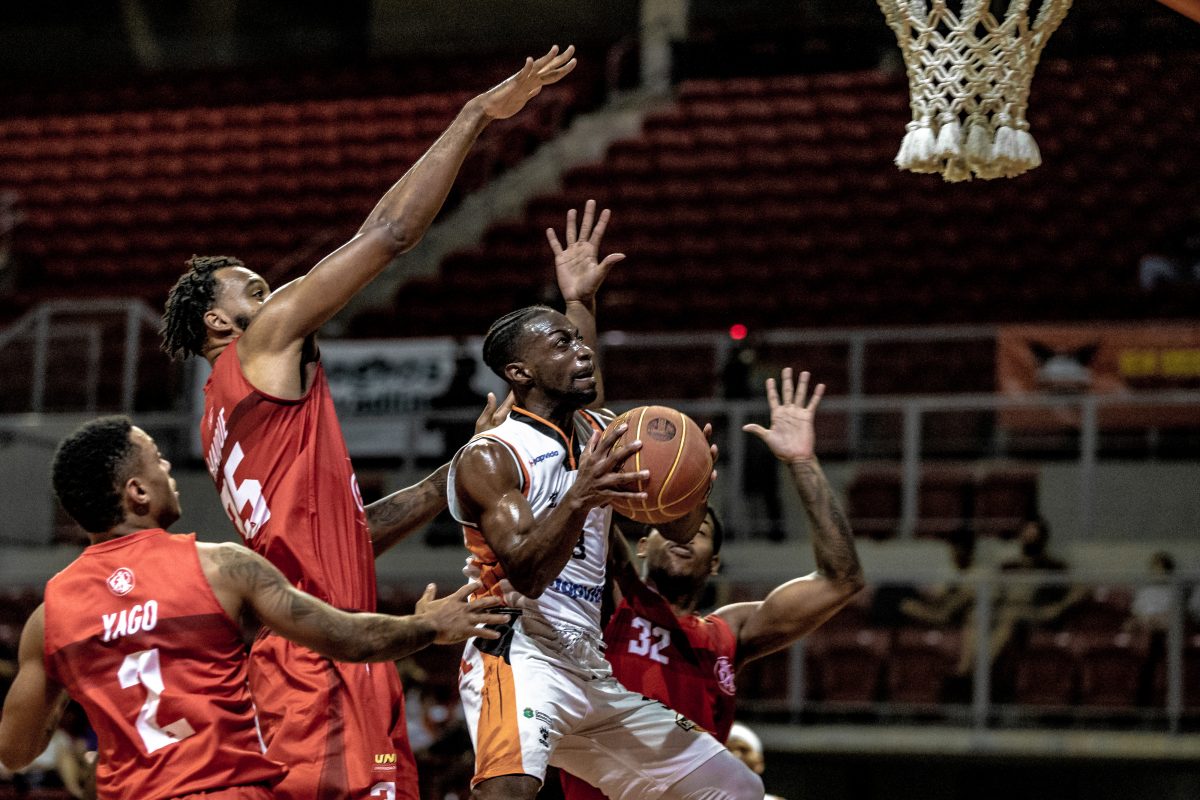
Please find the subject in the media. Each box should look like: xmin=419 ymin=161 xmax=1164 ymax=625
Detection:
xmin=604 ymin=405 xmax=712 ymax=525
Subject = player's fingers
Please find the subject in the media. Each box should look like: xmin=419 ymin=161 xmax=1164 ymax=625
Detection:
xmin=472 ymin=626 xmax=502 ymax=641
xmin=565 ymin=207 xmax=578 ymax=245
xmin=598 ymin=421 xmax=628 ymax=450
xmin=743 ymin=423 xmax=768 ymax=440
xmin=590 ymin=206 xmax=610 ymax=244
xmin=601 ymin=439 xmax=642 ymax=471
xmin=496 ymin=391 xmax=516 ymax=418
xmin=550 ymin=44 xmax=575 ymax=67
xmin=598 ymin=253 xmax=625 ymax=273
xmin=709 ymin=442 xmax=719 ymax=464
xmin=421 ymin=582 xmax=437 ymax=601
xmin=579 ymin=199 xmax=596 ymax=242
xmin=780 ymin=367 xmax=795 ymax=405
xmin=476 ymin=612 xmax=514 ymax=626
xmin=764 ymin=377 xmax=780 ymax=411
xmin=541 ymin=59 xmax=577 ymax=83
xmin=532 ymin=45 xmax=559 ymax=69
xmin=808 ymin=383 xmax=826 ymax=411
xmin=467 ymin=595 xmax=504 ymax=610
xmin=600 ymin=489 xmax=649 ymax=501
xmin=453 ymin=581 xmax=482 ymax=600
xmin=546 ymin=228 xmax=563 ymax=255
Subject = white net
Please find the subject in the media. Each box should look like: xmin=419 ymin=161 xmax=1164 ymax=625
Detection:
xmin=876 ymin=0 xmax=1073 ymax=181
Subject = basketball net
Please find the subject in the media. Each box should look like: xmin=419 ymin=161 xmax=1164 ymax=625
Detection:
xmin=876 ymin=0 xmax=1073 ymax=181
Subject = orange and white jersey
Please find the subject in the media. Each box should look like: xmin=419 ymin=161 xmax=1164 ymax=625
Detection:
xmin=448 ymin=406 xmax=612 ymax=636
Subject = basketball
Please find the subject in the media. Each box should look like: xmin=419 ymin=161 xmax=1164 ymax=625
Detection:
xmin=604 ymin=405 xmax=712 ymax=525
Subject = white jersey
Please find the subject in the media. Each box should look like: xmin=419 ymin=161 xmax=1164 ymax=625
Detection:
xmin=448 ymin=406 xmax=613 ymax=636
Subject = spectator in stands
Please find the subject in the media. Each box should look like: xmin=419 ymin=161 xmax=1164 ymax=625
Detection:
xmin=720 ymin=339 xmax=784 ymax=540
xmin=726 ymin=724 xmax=786 ymax=800
xmin=1129 ymin=551 xmax=1177 ymax=633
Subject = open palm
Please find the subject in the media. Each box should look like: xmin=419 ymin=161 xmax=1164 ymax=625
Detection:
xmin=546 ymin=199 xmax=625 ymax=304
xmin=743 ymin=368 xmax=825 ymax=463
xmin=478 ymin=45 xmax=577 ymax=121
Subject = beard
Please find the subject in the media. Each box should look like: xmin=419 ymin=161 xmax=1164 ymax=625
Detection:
xmin=234 ymin=313 xmax=253 ymax=332
xmin=646 ymin=564 xmax=702 ymax=605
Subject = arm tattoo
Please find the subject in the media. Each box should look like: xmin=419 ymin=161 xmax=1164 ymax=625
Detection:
xmin=788 ymin=459 xmax=863 ymax=585
xmin=367 ymin=467 xmax=450 ymax=555
xmin=212 ymin=544 xmax=434 ymax=661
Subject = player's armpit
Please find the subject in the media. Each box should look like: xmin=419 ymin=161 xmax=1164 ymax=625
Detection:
xmin=0 ymin=606 xmax=70 ymax=771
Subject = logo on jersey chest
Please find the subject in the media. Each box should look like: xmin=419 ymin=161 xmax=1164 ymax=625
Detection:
xmin=107 ymin=568 xmax=135 ymax=596
xmin=530 ymin=450 xmax=560 ymax=466
xmin=714 ymin=656 xmax=736 ymax=696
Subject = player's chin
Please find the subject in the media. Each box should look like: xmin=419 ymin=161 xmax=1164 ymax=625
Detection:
xmin=567 ymin=385 xmax=598 ymax=404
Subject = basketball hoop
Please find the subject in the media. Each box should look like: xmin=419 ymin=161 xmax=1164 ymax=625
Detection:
xmin=876 ymin=0 xmax=1074 ymax=181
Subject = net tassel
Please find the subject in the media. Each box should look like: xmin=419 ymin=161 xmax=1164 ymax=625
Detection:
xmin=897 ymin=118 xmax=937 ymax=171
xmin=1013 ymin=125 xmax=1042 ymax=172
xmin=963 ymin=116 xmax=993 ymax=165
xmin=934 ymin=114 xmax=962 ymax=160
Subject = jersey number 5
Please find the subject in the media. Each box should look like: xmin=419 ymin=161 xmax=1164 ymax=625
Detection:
xmin=118 ymin=649 xmax=196 ymax=754
xmin=628 ymin=616 xmax=671 ymax=664
xmin=220 ymin=442 xmax=272 ymax=541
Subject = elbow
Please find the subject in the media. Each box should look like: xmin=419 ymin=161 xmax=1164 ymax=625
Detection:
xmin=0 ymin=740 xmax=34 ymax=773
xmin=508 ymin=573 xmax=548 ymax=599
xmin=841 ymin=571 xmax=867 ymax=598
xmin=378 ymin=219 xmax=422 ymax=255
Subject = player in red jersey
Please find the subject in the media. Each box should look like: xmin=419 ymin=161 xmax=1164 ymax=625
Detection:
xmin=0 ymin=416 xmax=508 ymax=800
xmin=157 ymin=48 xmax=573 ymax=799
xmin=561 ymin=369 xmax=864 ymax=799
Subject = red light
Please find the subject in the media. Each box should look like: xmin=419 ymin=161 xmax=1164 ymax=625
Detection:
xmin=729 ymin=323 xmax=748 ymax=341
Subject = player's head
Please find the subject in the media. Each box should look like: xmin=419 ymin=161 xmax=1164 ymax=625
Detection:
xmin=52 ymin=416 xmax=182 ymax=535
xmin=161 ymin=255 xmax=270 ymax=360
xmin=726 ymin=722 xmax=765 ymax=775
xmin=638 ymin=506 xmax=724 ymax=600
xmin=482 ymin=305 xmax=596 ymax=406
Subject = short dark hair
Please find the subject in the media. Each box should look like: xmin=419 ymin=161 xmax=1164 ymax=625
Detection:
xmin=706 ymin=506 xmax=725 ymax=555
xmin=52 ymin=416 xmax=138 ymax=533
xmin=160 ymin=255 xmax=244 ymax=360
xmin=481 ymin=305 xmax=554 ymax=380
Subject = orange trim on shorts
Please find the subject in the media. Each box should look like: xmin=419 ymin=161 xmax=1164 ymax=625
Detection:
xmin=472 ymin=651 xmax=526 ymax=786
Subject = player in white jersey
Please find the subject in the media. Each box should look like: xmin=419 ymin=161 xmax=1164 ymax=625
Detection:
xmin=448 ymin=201 xmax=764 ymax=800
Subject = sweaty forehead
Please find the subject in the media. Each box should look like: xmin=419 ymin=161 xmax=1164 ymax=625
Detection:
xmin=524 ymin=310 xmax=571 ymax=337
xmin=216 ymin=266 xmax=266 ymax=295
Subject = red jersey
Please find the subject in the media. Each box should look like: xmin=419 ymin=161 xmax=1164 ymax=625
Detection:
xmin=201 ymin=342 xmax=416 ymax=800
xmin=561 ymin=581 xmax=739 ymax=799
xmin=201 ymin=341 xmax=374 ymax=610
xmin=43 ymin=529 xmax=282 ymax=800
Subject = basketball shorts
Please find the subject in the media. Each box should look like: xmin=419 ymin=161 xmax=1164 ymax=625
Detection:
xmin=249 ymin=633 xmax=418 ymax=800
xmin=459 ymin=618 xmax=726 ymax=798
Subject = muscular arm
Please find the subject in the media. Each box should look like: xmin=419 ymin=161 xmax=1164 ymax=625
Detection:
xmin=367 ymin=465 xmax=449 ymax=557
xmin=454 ymin=425 xmax=645 ymax=598
xmin=199 ymin=543 xmax=503 ymax=661
xmin=715 ymin=369 xmax=864 ymax=667
xmin=239 ymin=49 xmax=576 ymax=397
xmin=0 ymin=606 xmax=70 ymax=771
xmin=607 ymin=521 xmax=643 ymax=606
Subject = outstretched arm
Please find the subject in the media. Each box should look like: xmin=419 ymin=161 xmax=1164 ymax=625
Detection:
xmin=454 ymin=424 xmax=646 ymax=598
xmin=369 ymin=392 xmax=515 ymax=556
xmin=0 ymin=606 xmax=70 ymax=771
xmin=714 ymin=369 xmax=864 ymax=668
xmin=241 ymin=48 xmax=577 ymax=394
xmin=199 ymin=543 xmax=509 ymax=660
xmin=547 ymin=199 xmax=624 ymax=409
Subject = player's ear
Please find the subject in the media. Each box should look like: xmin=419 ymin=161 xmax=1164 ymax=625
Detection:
xmin=709 ymin=554 xmax=721 ymax=577
xmin=204 ymin=305 xmax=234 ymax=337
xmin=504 ymin=360 xmax=533 ymax=388
xmin=636 ymin=536 xmax=650 ymax=558
xmin=123 ymin=476 xmax=149 ymax=514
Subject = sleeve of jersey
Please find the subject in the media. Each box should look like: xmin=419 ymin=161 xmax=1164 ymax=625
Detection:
xmin=447 ymin=434 xmax=527 ymax=528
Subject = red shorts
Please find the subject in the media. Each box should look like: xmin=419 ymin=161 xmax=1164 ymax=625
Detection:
xmin=249 ymin=633 xmax=418 ymax=800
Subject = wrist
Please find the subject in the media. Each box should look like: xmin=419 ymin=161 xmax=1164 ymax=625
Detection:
xmin=460 ymin=97 xmax=494 ymax=127
xmin=563 ymin=296 xmax=596 ymax=310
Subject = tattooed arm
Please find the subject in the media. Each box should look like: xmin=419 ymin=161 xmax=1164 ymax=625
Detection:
xmin=713 ymin=370 xmax=864 ymax=668
xmin=0 ymin=605 xmax=70 ymax=771
xmin=369 ymin=392 xmax=515 ymax=557
xmin=198 ymin=543 xmax=508 ymax=661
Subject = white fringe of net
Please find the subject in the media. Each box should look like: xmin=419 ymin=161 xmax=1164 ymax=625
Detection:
xmin=876 ymin=0 xmax=1073 ymax=181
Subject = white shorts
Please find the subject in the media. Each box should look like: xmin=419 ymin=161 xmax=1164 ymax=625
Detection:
xmin=459 ymin=617 xmax=726 ymax=798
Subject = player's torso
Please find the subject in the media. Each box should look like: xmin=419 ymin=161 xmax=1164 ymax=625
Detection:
xmin=42 ymin=529 xmax=281 ymax=799
xmin=449 ymin=407 xmax=611 ymax=635
xmin=201 ymin=342 xmax=375 ymax=610
xmin=603 ymin=589 xmax=738 ymax=742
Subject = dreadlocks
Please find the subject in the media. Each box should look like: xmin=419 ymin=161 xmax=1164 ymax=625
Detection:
xmin=160 ymin=255 xmax=244 ymax=361
xmin=481 ymin=305 xmax=554 ymax=380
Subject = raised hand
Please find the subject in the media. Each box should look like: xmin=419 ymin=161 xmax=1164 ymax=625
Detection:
xmin=546 ymin=199 xmax=625 ymax=304
xmin=742 ymin=368 xmax=825 ymax=464
xmin=476 ymin=45 xmax=577 ymax=121
xmin=569 ymin=423 xmax=647 ymax=510
xmin=474 ymin=391 xmax=516 ymax=435
xmin=414 ymin=581 xmax=512 ymax=645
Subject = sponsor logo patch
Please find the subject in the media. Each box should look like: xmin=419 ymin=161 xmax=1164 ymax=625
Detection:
xmin=106 ymin=568 xmax=135 ymax=596
xmin=714 ymin=656 xmax=736 ymax=696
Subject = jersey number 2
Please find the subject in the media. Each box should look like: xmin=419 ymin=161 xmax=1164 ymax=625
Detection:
xmin=628 ymin=616 xmax=671 ymax=664
xmin=118 ymin=649 xmax=196 ymax=754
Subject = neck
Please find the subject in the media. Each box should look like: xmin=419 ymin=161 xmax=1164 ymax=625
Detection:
xmin=515 ymin=391 xmax=577 ymax=433
xmin=92 ymin=518 xmax=158 ymax=545
xmin=645 ymin=572 xmax=705 ymax=617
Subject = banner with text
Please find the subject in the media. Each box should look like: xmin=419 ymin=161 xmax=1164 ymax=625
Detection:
xmin=996 ymin=324 xmax=1200 ymax=431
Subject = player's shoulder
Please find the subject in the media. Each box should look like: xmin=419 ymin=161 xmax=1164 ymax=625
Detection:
xmin=452 ymin=434 xmax=524 ymax=490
